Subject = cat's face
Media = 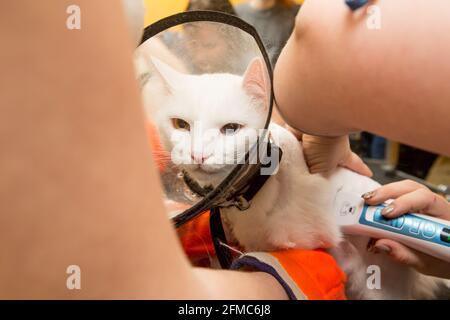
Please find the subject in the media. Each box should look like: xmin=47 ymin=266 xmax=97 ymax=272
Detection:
xmin=143 ymin=57 xmax=270 ymax=186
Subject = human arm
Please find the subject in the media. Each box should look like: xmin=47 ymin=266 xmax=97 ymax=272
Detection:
xmin=275 ymin=0 xmax=450 ymax=157
xmin=0 ymin=0 xmax=287 ymax=299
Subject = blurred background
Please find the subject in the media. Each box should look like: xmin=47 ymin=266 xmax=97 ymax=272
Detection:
xmin=141 ymin=0 xmax=449 ymax=199
xmin=143 ymin=0 xmax=304 ymax=26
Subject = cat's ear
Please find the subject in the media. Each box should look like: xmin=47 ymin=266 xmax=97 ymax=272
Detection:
xmin=242 ymin=58 xmax=269 ymax=109
xmin=149 ymin=56 xmax=184 ymax=94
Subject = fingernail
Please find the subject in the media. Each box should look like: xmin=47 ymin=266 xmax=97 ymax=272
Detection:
xmin=366 ymin=238 xmax=377 ymax=252
xmin=362 ymin=190 xmax=376 ymax=200
xmin=382 ymin=205 xmax=394 ymax=216
xmin=373 ymin=245 xmax=391 ymax=254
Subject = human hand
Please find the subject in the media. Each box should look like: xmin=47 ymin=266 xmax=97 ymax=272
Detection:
xmin=293 ymin=130 xmax=372 ymax=177
xmin=363 ymin=180 xmax=450 ymax=279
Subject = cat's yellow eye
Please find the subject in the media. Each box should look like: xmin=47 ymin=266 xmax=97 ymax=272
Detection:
xmin=172 ymin=118 xmax=190 ymax=131
xmin=221 ymin=123 xmax=242 ymax=135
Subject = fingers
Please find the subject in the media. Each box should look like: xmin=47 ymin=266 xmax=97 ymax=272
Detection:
xmin=369 ymin=239 xmax=450 ymax=278
xmin=370 ymin=239 xmax=425 ymax=268
xmin=362 ymin=180 xmax=450 ymax=219
xmin=302 ymin=134 xmax=371 ymax=176
xmin=342 ymin=152 xmax=373 ymax=177
xmin=363 ymin=180 xmax=426 ymax=205
xmin=308 ymin=163 xmax=327 ymax=175
xmin=302 ymin=135 xmax=342 ymax=174
xmin=307 ymin=157 xmax=334 ymax=175
xmin=383 ymin=188 xmax=450 ymax=219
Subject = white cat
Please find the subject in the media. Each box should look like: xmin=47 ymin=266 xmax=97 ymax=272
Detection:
xmin=140 ymin=56 xmax=446 ymax=299
xmin=141 ymin=56 xmax=269 ymax=187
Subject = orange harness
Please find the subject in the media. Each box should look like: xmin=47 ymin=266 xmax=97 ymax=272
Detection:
xmin=178 ymin=212 xmax=347 ymax=300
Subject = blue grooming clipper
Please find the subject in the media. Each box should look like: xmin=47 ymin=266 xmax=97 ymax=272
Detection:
xmin=334 ymin=191 xmax=450 ymax=262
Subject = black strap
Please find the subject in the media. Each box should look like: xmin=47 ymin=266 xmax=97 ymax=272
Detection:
xmin=210 ymin=142 xmax=283 ymax=269
xmin=241 ymin=142 xmax=282 ymax=204
xmin=210 ymin=207 xmax=233 ymax=269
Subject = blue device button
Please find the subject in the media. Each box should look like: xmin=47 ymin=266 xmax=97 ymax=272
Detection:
xmin=392 ymin=216 xmax=405 ymax=229
xmin=408 ymin=218 xmax=421 ymax=234
xmin=373 ymin=208 xmax=404 ymax=229
xmin=422 ymin=222 xmax=436 ymax=238
xmin=373 ymin=209 xmax=388 ymax=224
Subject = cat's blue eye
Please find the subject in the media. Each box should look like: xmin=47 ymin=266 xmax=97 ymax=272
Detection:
xmin=171 ymin=118 xmax=190 ymax=131
xmin=221 ymin=123 xmax=243 ymax=135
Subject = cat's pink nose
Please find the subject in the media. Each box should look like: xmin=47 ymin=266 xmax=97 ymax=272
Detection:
xmin=191 ymin=153 xmax=209 ymax=164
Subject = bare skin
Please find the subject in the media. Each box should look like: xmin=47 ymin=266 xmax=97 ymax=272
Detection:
xmin=0 ymin=1 xmax=287 ymax=299
xmin=275 ymin=0 xmax=450 ymax=156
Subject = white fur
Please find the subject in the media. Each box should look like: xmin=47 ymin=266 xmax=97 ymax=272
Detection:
xmin=224 ymin=123 xmax=341 ymax=251
xmin=142 ymin=57 xmax=268 ymax=186
xmin=140 ymin=59 xmax=446 ymax=299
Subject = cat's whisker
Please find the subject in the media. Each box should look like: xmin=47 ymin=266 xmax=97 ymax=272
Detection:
xmin=218 ymin=240 xmax=244 ymax=256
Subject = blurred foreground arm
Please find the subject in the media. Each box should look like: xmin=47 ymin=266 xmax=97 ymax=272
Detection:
xmin=0 ymin=0 xmax=286 ymax=299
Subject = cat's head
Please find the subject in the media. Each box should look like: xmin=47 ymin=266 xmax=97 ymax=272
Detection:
xmin=143 ymin=57 xmax=270 ymax=187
